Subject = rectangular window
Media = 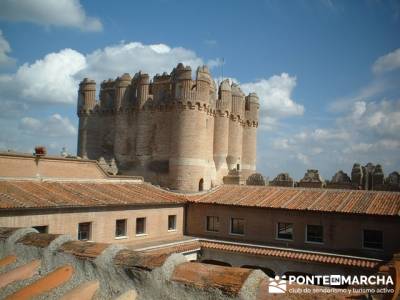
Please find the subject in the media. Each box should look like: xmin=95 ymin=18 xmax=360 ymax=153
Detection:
xmin=206 ymin=216 xmax=220 ymax=232
xmin=78 ymin=222 xmax=91 ymax=241
xmin=306 ymin=225 xmax=323 ymax=243
xmin=230 ymin=218 xmax=245 ymax=235
xmin=168 ymin=215 xmax=177 ymax=231
xmin=33 ymin=225 xmax=48 ymax=233
xmin=115 ymin=219 xmax=127 ymax=237
xmin=277 ymin=222 xmax=293 ymax=240
xmin=363 ymin=230 xmax=383 ymax=249
xmin=136 ymin=217 xmax=146 ymax=235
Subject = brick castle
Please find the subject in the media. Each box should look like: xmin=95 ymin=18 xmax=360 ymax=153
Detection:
xmin=77 ymin=63 xmax=259 ymax=191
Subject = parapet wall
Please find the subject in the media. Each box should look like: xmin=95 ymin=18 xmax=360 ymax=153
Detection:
xmin=0 ymin=227 xmax=267 ymax=300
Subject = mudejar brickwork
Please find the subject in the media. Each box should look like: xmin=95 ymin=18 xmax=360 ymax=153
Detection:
xmin=77 ymin=63 xmax=259 ymax=191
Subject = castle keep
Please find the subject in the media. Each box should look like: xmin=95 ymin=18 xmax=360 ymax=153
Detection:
xmin=77 ymin=63 xmax=259 ymax=191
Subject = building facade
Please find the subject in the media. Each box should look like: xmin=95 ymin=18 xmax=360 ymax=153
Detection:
xmin=77 ymin=64 xmax=259 ymax=192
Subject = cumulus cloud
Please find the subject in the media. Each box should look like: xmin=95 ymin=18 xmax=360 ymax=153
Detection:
xmin=15 ymin=49 xmax=86 ymax=104
xmin=0 ymin=41 xmax=211 ymax=105
xmin=372 ymin=48 xmax=400 ymax=74
xmin=0 ymin=0 xmax=102 ymax=32
xmin=241 ymin=74 xmax=304 ymax=130
xmin=81 ymin=42 xmax=204 ymax=82
xmin=19 ymin=114 xmax=77 ymax=137
xmin=0 ymin=30 xmax=15 ymax=66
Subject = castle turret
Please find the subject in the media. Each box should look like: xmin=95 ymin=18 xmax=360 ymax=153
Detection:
xmin=196 ymin=66 xmax=212 ymax=103
xmin=169 ymin=63 xmax=208 ymax=191
xmin=213 ymin=80 xmax=231 ymax=184
xmin=77 ymin=78 xmax=97 ymax=159
xmin=227 ymin=83 xmax=245 ymax=171
xmin=242 ymin=93 xmax=259 ymax=179
xmin=172 ymin=63 xmax=192 ymax=100
xmin=113 ymin=73 xmax=132 ymax=166
xmin=137 ymin=72 xmax=150 ymax=108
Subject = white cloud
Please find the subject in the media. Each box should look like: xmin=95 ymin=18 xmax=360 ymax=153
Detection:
xmin=241 ymin=73 xmax=304 ymax=130
xmin=19 ymin=114 xmax=77 ymax=137
xmin=272 ymin=138 xmax=290 ymax=150
xmin=0 ymin=30 xmax=15 ymax=66
xmin=372 ymin=48 xmax=400 ymax=74
xmin=0 ymin=0 xmax=102 ymax=32
xmin=241 ymin=73 xmax=304 ymax=118
xmin=5 ymin=48 xmax=87 ymax=104
xmin=81 ymin=42 xmax=204 ymax=82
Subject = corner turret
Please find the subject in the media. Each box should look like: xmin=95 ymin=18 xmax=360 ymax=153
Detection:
xmin=78 ymin=78 xmax=96 ymax=112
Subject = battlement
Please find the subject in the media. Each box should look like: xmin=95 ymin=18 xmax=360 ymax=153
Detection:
xmin=78 ymin=63 xmax=259 ymax=119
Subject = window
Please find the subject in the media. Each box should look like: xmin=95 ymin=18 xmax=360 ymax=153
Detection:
xmin=206 ymin=216 xmax=219 ymax=232
xmin=363 ymin=230 xmax=383 ymax=249
xmin=168 ymin=215 xmax=177 ymax=231
xmin=199 ymin=178 xmax=204 ymax=191
xmin=306 ymin=225 xmax=323 ymax=243
xmin=33 ymin=225 xmax=48 ymax=233
xmin=230 ymin=218 xmax=245 ymax=235
xmin=136 ymin=217 xmax=146 ymax=235
xmin=277 ymin=222 xmax=293 ymax=240
xmin=237 ymin=164 xmax=240 ymax=171
xmin=115 ymin=219 xmax=127 ymax=238
xmin=78 ymin=222 xmax=91 ymax=241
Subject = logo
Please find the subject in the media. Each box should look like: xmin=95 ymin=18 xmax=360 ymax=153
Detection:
xmin=268 ymin=275 xmax=287 ymax=294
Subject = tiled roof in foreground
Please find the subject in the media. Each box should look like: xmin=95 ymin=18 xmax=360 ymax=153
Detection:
xmin=1 ymin=227 xmax=397 ymax=300
xmin=0 ymin=179 xmax=185 ymax=209
xmin=188 ymin=185 xmax=400 ymax=216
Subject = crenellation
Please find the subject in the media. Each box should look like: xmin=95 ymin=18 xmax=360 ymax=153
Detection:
xmin=76 ymin=63 xmax=260 ymax=191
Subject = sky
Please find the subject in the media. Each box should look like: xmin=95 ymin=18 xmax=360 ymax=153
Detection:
xmin=0 ymin=0 xmax=399 ymax=181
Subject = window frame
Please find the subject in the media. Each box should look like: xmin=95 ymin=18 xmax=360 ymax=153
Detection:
xmin=305 ymin=224 xmax=324 ymax=244
xmin=230 ymin=217 xmax=245 ymax=236
xmin=115 ymin=219 xmax=127 ymax=239
xmin=136 ymin=217 xmax=147 ymax=236
xmin=206 ymin=216 xmax=220 ymax=233
xmin=362 ymin=229 xmax=383 ymax=250
xmin=276 ymin=222 xmax=294 ymax=241
xmin=168 ymin=215 xmax=177 ymax=232
xmin=78 ymin=222 xmax=92 ymax=241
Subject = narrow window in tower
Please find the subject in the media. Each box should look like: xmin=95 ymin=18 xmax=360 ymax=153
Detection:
xmin=237 ymin=164 xmax=240 ymax=171
xmin=199 ymin=178 xmax=204 ymax=191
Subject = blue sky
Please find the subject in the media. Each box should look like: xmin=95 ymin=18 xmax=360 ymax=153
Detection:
xmin=0 ymin=0 xmax=399 ymax=180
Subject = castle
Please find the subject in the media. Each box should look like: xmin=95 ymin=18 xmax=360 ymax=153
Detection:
xmin=77 ymin=63 xmax=259 ymax=192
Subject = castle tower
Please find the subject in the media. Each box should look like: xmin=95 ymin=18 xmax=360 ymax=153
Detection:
xmin=98 ymin=79 xmax=116 ymax=159
xmin=169 ymin=64 xmax=208 ymax=191
xmin=77 ymin=78 xmax=97 ymax=159
xmin=196 ymin=66 xmax=216 ymax=187
xmin=242 ymin=93 xmax=259 ymax=179
xmin=227 ymin=83 xmax=245 ymax=171
xmin=213 ymin=79 xmax=231 ymax=184
xmin=135 ymin=72 xmax=154 ymax=169
xmin=113 ymin=73 xmax=132 ymax=166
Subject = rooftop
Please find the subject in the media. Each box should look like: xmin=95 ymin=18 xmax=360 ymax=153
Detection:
xmin=0 ymin=179 xmax=185 ymax=210
xmin=188 ymin=185 xmax=400 ymax=217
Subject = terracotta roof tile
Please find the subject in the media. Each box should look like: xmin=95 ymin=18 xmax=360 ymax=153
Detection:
xmin=0 ymin=180 xmax=186 ymax=210
xmin=188 ymin=185 xmax=400 ymax=216
xmin=200 ymin=241 xmax=380 ymax=269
